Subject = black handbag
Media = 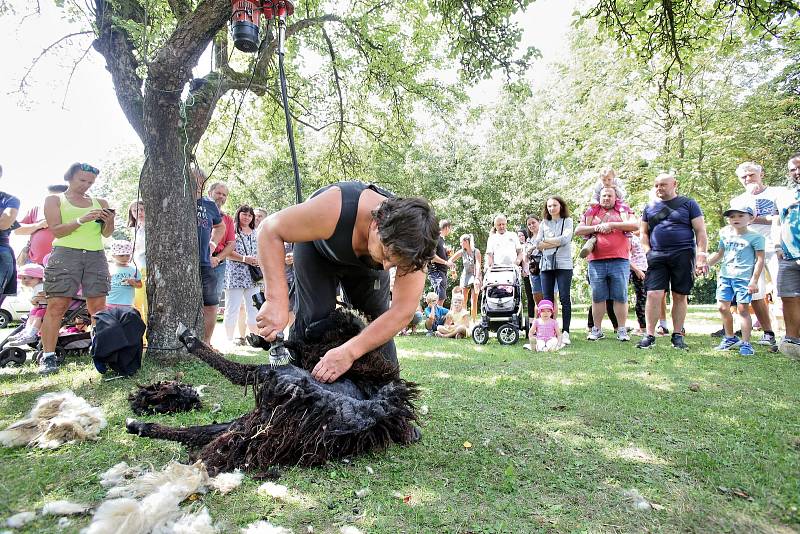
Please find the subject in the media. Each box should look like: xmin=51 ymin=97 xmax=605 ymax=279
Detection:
xmin=539 ymin=219 xmax=565 ymax=272
xmin=241 ymin=232 xmax=263 ymax=282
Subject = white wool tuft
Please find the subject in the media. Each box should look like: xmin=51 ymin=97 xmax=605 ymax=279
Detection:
xmin=57 ymin=516 xmax=72 ymax=529
xmin=41 ymin=500 xmax=91 ymax=515
xmin=6 ymin=511 xmax=36 ymax=527
xmin=84 ymin=498 xmax=147 ymax=534
xmin=0 ymin=391 xmax=106 ymax=449
xmin=208 ymin=470 xmax=244 ymax=495
xmin=107 ymin=460 xmax=208 ymax=500
xmin=195 ymin=385 xmax=209 ymax=397
xmin=340 ymin=527 xmax=364 ymax=534
xmin=240 ymin=520 xmax=292 ymax=534
xmin=256 ymin=482 xmax=288 ymax=499
xmin=153 ymin=507 xmax=217 ymax=534
xmin=100 ymin=462 xmax=145 ymax=488
xmin=87 ymin=485 xmax=185 ymax=534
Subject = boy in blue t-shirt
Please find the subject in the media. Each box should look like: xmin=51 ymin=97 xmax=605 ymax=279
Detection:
xmin=107 ymin=240 xmax=142 ymax=309
xmin=707 ymin=203 xmax=765 ymax=356
xmin=423 ymin=291 xmax=449 ymax=336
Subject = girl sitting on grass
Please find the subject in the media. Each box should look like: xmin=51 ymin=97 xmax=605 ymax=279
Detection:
xmin=525 ymin=299 xmax=561 ymax=352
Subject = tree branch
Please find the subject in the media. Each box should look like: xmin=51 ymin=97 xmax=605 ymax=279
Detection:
xmin=167 ymin=0 xmax=191 ymax=21
xmin=61 ymin=41 xmax=94 ymax=109
xmin=15 ymin=31 xmax=93 ymax=93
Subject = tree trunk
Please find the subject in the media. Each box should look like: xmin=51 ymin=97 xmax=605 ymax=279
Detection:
xmin=141 ymin=88 xmax=203 ymax=360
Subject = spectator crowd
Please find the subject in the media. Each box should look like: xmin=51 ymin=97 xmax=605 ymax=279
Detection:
xmin=0 ymin=153 xmax=799 ymax=376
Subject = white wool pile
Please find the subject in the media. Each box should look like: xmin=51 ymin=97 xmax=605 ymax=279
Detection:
xmin=152 ymin=507 xmax=217 ymax=534
xmin=106 ymin=460 xmax=209 ymax=500
xmin=5 ymin=511 xmax=36 ymax=527
xmin=256 ymin=482 xmax=288 ymax=499
xmin=208 ymin=470 xmax=244 ymax=495
xmin=340 ymin=527 xmax=364 ymax=534
xmin=41 ymin=500 xmax=91 ymax=515
xmin=85 ymin=485 xmax=184 ymax=534
xmin=241 ymin=520 xmax=292 ymax=534
xmin=100 ymin=461 xmax=145 ymax=488
xmin=0 ymin=391 xmax=106 ymax=449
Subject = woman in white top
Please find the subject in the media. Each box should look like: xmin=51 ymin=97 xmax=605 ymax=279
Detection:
xmin=128 ymin=200 xmax=147 ymax=322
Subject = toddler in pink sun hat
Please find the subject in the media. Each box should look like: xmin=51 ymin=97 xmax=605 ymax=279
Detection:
xmin=106 ymin=239 xmax=142 ymax=309
xmin=8 ymin=263 xmax=47 ymax=347
xmin=524 ymin=299 xmax=562 ymax=352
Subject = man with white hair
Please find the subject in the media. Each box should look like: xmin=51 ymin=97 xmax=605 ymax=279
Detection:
xmin=774 ymin=154 xmax=800 ymax=358
xmin=637 ymin=173 xmax=708 ymax=350
xmin=486 ymin=214 xmax=522 ymax=268
xmin=727 ymin=161 xmax=787 ymax=351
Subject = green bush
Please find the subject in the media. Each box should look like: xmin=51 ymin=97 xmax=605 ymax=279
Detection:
xmin=692 ymin=272 xmax=717 ymax=304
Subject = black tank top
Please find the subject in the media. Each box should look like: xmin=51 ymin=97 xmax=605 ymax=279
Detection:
xmin=311 ymin=181 xmax=395 ymax=269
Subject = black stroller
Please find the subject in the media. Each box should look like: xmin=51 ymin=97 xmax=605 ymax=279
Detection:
xmin=0 ymin=299 xmax=92 ymax=368
xmin=471 ymin=265 xmax=527 ymax=345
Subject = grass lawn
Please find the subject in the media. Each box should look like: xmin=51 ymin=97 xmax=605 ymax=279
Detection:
xmin=1 ymin=309 xmax=799 ymax=533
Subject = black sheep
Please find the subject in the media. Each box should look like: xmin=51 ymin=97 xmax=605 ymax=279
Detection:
xmin=126 ymin=309 xmax=420 ymax=477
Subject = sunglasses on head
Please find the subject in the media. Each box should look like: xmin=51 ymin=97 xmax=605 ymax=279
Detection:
xmin=80 ymin=163 xmax=100 ymax=175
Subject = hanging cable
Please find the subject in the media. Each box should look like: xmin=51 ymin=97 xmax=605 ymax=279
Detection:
xmin=276 ymin=14 xmax=303 ymax=204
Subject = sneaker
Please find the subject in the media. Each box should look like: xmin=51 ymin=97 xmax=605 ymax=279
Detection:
xmin=711 ymin=328 xmax=725 ymax=338
xmin=714 ymin=336 xmax=741 ymax=351
xmin=739 ymin=342 xmax=755 ymax=356
xmin=656 ymin=325 xmax=669 ymax=336
xmin=38 ymin=353 xmax=59 ymax=375
xmin=8 ymin=333 xmax=39 ymax=347
xmin=617 ymin=328 xmax=630 ymax=342
xmin=587 ymin=327 xmax=604 ymax=341
xmin=778 ymin=337 xmax=800 ymax=360
xmin=756 ymin=334 xmax=778 ymax=352
xmin=561 ymin=332 xmax=571 ymax=345
xmin=671 ymin=333 xmax=688 ymax=350
xmin=637 ymin=335 xmax=657 ymax=349
xmin=523 ymin=343 xmax=532 ymax=351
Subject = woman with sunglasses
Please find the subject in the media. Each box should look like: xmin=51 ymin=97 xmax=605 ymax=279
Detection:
xmin=39 ymin=163 xmax=115 ymax=374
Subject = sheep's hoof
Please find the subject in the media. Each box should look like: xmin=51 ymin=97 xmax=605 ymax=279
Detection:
xmin=125 ymin=418 xmax=149 ymax=436
xmin=175 ymin=322 xmax=196 ymax=347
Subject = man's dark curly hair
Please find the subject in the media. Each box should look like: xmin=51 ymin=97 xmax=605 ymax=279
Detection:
xmin=372 ymin=197 xmax=438 ymax=274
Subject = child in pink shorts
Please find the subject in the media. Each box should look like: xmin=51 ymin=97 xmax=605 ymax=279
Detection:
xmin=8 ymin=263 xmax=47 ymax=346
xmin=525 ymin=299 xmax=562 ymax=352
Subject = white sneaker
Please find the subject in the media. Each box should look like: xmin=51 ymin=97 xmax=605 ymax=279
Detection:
xmin=587 ymin=327 xmax=604 ymax=341
xmin=562 ymin=332 xmax=571 ymax=345
xmin=617 ymin=328 xmax=630 ymax=342
xmin=523 ymin=343 xmax=532 ymax=351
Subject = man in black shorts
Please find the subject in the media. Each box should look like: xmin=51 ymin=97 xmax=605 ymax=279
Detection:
xmin=637 ymin=173 xmax=708 ymax=350
xmin=255 ymin=181 xmax=438 ymax=383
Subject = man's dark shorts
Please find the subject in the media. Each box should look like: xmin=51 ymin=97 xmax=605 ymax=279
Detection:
xmin=200 ymin=265 xmax=219 ymax=306
xmin=645 ymin=248 xmax=695 ymax=295
xmin=428 ymin=270 xmax=447 ymax=301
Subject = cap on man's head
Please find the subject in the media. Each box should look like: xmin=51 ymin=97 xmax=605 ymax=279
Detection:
xmin=723 ymin=201 xmax=754 ymax=218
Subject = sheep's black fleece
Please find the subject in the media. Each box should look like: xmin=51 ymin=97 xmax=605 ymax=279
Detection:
xmin=127 ymin=309 xmax=419 ymax=476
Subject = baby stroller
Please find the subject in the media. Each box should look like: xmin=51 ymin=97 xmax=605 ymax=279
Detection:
xmin=0 ymin=299 xmax=92 ymax=368
xmin=472 ymin=265 xmax=527 ymax=345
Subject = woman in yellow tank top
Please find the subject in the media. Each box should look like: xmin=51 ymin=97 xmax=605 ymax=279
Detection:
xmin=39 ymin=163 xmax=115 ymax=374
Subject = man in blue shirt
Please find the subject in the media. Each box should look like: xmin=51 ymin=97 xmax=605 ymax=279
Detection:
xmin=0 ymin=164 xmax=21 ymax=308
xmin=637 ymin=173 xmax=708 ymax=350
xmin=194 ymin=167 xmax=226 ymax=345
xmin=775 ymin=154 xmax=800 ymax=358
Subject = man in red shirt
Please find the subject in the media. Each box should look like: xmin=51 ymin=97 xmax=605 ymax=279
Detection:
xmin=207 ymin=182 xmax=235 ymax=333
xmin=576 ymin=187 xmax=639 ymax=341
xmin=13 ymin=184 xmax=68 ymax=264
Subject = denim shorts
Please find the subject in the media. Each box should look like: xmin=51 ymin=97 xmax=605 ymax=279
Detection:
xmin=588 ymin=258 xmax=630 ymax=303
xmin=428 ymin=270 xmax=447 ymax=300
xmin=213 ymin=260 xmax=226 ymax=301
xmin=717 ymin=276 xmax=753 ymax=304
xmin=200 ymin=264 xmax=219 ymax=306
xmin=777 ymin=258 xmax=800 ymax=298
xmin=530 ymin=274 xmax=542 ymax=294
